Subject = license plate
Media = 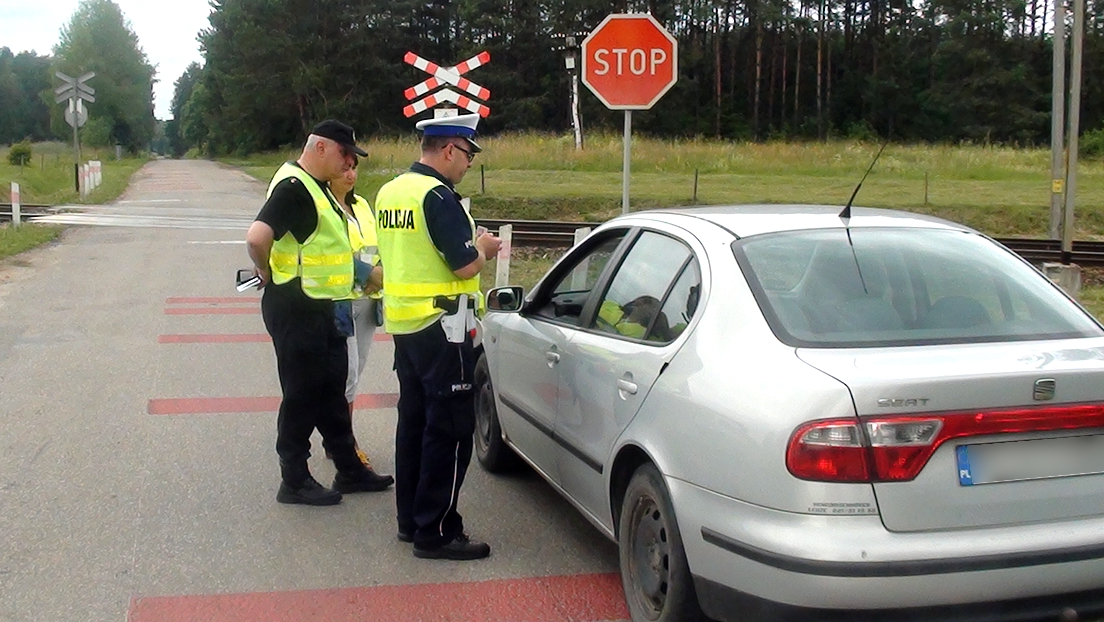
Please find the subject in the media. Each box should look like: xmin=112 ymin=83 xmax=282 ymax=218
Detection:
xmin=956 ymin=434 xmax=1104 ymax=486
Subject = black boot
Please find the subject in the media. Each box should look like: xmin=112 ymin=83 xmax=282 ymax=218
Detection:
xmin=277 ymin=462 xmax=342 ymax=506
xmin=333 ymin=466 xmax=394 ymax=493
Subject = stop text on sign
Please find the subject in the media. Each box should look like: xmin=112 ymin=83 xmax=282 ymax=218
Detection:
xmin=581 ymin=14 xmax=678 ymax=110
xmin=591 ymin=48 xmax=668 ymax=76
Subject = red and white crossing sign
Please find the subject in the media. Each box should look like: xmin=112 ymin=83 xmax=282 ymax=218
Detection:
xmin=403 ymin=51 xmax=491 ymax=118
xmin=581 ymin=14 xmax=678 ymax=110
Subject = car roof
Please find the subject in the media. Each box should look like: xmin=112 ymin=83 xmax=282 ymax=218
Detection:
xmin=615 ymin=205 xmax=975 ymax=239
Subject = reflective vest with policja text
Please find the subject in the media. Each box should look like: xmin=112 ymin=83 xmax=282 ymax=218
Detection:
xmin=265 ymin=162 xmax=353 ymax=300
xmin=374 ymin=171 xmax=480 ymax=334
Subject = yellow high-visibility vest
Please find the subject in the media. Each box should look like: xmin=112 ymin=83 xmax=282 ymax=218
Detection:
xmin=342 ymin=193 xmax=382 ymax=301
xmin=374 ymin=171 xmax=479 ymax=334
xmin=266 ymin=163 xmax=353 ymax=300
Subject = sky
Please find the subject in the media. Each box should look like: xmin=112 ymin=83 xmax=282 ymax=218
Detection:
xmin=0 ymin=0 xmax=213 ymax=120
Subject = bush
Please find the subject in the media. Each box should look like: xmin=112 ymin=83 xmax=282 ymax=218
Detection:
xmin=1081 ymin=127 xmax=1104 ymax=159
xmin=7 ymin=140 xmax=32 ymax=166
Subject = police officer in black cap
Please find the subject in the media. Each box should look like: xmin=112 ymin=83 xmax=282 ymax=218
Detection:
xmin=246 ymin=120 xmax=394 ymax=506
xmin=375 ymin=114 xmax=501 ymax=560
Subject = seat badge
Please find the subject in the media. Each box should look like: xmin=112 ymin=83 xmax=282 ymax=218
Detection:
xmin=1033 ymin=378 xmax=1056 ymax=401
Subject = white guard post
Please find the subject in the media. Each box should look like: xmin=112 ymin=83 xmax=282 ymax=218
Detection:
xmin=495 ymin=224 xmax=512 ymax=287
xmin=10 ymin=182 xmax=21 ymax=226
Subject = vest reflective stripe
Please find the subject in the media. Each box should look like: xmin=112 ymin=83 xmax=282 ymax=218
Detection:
xmin=339 ymin=194 xmax=383 ymax=301
xmin=266 ymin=163 xmax=353 ymax=299
xmin=375 ymin=171 xmax=479 ymax=334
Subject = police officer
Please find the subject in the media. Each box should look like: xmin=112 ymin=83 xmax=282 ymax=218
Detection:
xmin=374 ymin=114 xmax=502 ymax=560
xmin=245 ymin=120 xmax=394 ymax=506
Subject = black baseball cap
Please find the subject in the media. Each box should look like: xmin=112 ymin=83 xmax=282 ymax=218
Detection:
xmin=311 ymin=120 xmax=368 ymax=156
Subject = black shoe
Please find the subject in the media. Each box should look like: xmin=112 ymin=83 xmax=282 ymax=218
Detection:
xmin=397 ymin=530 xmax=413 ymax=543
xmin=332 ymin=467 xmax=394 ymax=493
xmin=413 ymin=534 xmax=491 ymax=560
xmin=276 ymin=476 xmax=342 ymax=506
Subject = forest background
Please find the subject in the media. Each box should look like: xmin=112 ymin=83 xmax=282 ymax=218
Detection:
xmin=2 ymin=0 xmax=1104 ymax=155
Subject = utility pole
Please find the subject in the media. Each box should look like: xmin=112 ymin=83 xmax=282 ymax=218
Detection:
xmin=1049 ymin=0 xmax=1066 ymax=240
xmin=554 ymin=33 xmax=586 ymax=150
xmin=1062 ymin=0 xmax=1084 ymax=263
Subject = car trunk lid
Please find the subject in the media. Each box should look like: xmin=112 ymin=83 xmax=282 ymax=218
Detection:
xmin=797 ymin=338 xmax=1104 ymax=532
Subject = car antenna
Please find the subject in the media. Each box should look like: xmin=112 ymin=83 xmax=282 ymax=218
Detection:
xmin=839 ymin=139 xmax=890 ymax=294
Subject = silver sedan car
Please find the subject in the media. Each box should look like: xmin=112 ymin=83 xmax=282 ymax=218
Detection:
xmin=474 ymin=205 xmax=1104 ymax=622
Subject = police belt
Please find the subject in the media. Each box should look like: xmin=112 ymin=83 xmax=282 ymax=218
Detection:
xmin=433 ymin=295 xmax=477 ymax=315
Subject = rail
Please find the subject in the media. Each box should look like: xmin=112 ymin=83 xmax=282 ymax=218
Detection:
xmin=4 ymin=207 xmax=1104 ymax=267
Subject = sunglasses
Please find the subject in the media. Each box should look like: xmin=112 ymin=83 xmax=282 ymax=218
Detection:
xmin=450 ymin=143 xmax=475 ymax=163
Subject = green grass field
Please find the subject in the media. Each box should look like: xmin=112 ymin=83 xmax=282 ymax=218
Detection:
xmin=224 ymin=134 xmax=1104 ymax=318
xmin=0 ymin=142 xmax=149 ymax=205
xmin=0 ymin=223 xmax=63 ymax=261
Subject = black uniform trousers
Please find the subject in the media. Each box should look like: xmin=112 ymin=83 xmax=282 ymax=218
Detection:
xmin=393 ymin=318 xmax=476 ymax=550
xmin=260 ymin=280 xmax=361 ymax=481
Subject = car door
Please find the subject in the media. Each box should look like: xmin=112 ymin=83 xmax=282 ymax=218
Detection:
xmin=492 ymin=230 xmax=630 ymax=481
xmin=556 ymin=229 xmax=703 ymax=522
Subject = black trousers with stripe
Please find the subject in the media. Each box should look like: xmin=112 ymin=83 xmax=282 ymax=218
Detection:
xmin=261 ymin=281 xmax=361 ymax=480
xmin=393 ymin=319 xmax=476 ymax=550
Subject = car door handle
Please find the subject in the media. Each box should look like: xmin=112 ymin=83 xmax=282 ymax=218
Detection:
xmin=617 ymin=378 xmax=638 ymax=394
xmin=546 ymin=351 xmax=561 ymax=367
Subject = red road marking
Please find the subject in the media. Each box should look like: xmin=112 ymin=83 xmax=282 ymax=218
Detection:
xmin=148 ymin=393 xmax=399 ymax=415
xmin=165 ymin=307 xmax=259 ymax=315
xmin=158 ymin=333 xmax=393 ymax=343
xmin=159 ymin=334 xmax=270 ymax=343
xmin=166 ymin=297 xmax=260 ymax=305
xmin=129 ymin=572 xmax=627 ymax=622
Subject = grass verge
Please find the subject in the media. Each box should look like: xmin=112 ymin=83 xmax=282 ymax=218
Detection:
xmin=0 ymin=224 xmax=63 ymax=260
xmin=0 ymin=142 xmax=149 ymax=205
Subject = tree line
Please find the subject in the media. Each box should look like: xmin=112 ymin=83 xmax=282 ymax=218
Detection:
xmin=2 ymin=0 xmax=1102 ymax=156
xmin=169 ymin=0 xmax=1104 ymax=156
xmin=0 ymin=0 xmax=155 ymax=152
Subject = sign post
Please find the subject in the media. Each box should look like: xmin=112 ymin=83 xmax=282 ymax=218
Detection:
xmin=55 ymin=71 xmax=95 ymax=193
xmin=581 ymin=14 xmax=678 ymax=213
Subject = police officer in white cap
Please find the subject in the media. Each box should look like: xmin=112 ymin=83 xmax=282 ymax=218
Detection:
xmin=374 ymin=113 xmax=501 ymax=560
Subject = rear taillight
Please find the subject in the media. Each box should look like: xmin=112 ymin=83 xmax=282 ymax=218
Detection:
xmin=787 ymin=404 xmax=1104 ymax=483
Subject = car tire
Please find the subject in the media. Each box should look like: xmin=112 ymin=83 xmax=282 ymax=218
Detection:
xmin=619 ymin=463 xmax=705 ymax=622
xmin=474 ymin=353 xmax=520 ymax=473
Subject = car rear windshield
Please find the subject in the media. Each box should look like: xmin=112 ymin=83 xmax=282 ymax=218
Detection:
xmin=735 ymin=228 xmax=1103 ymax=348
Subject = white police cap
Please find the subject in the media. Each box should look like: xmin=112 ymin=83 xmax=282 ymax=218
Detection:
xmin=415 ymin=114 xmax=482 ymax=152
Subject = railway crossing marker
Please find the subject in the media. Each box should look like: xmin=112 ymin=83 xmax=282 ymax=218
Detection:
xmin=403 ymin=51 xmax=491 ymax=118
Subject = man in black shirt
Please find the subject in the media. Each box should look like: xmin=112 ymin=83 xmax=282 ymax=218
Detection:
xmin=246 ymin=120 xmax=393 ymax=506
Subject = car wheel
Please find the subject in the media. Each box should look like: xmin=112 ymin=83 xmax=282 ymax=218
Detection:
xmin=473 ymin=353 xmax=520 ymax=473
xmin=619 ymin=463 xmax=704 ymax=622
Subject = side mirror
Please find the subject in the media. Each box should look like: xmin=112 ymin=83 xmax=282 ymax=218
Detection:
xmin=487 ymin=286 xmax=524 ymax=312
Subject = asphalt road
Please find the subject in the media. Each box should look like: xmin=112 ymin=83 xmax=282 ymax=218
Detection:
xmin=0 ymin=159 xmax=626 ymax=622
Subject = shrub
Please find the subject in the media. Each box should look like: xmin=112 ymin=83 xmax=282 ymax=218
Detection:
xmin=7 ymin=140 xmax=32 ymax=166
xmin=1081 ymin=127 xmax=1104 ymax=159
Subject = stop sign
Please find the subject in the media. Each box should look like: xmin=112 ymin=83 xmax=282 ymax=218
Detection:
xmin=581 ymin=14 xmax=678 ymax=110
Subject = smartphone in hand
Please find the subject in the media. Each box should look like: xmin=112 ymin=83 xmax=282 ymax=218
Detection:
xmin=236 ymin=268 xmax=262 ymax=292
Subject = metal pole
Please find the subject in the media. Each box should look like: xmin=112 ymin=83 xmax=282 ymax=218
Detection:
xmin=72 ymin=97 xmax=81 ymax=193
xmin=571 ymin=71 xmax=583 ymax=150
xmin=622 ymin=110 xmax=632 ymax=214
xmin=1050 ymin=0 xmax=1067 ymax=239
xmin=1061 ymin=0 xmax=1084 ymax=262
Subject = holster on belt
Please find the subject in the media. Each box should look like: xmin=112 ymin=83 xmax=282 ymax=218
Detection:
xmin=436 ymin=294 xmax=474 ymax=343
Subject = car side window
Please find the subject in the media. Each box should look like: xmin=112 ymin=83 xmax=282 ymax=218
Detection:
xmin=533 ymin=233 xmax=626 ymax=325
xmin=651 ymin=259 xmax=701 ymax=342
xmin=592 ymin=231 xmax=694 ymax=342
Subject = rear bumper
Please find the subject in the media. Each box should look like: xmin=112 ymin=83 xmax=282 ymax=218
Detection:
xmin=695 ymin=577 xmax=1104 ymax=622
xmin=669 ymin=479 xmax=1104 ymax=612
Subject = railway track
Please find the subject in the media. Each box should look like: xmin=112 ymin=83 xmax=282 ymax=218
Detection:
xmin=5 ymin=206 xmax=1104 ymax=267
xmin=474 ymin=218 xmax=1104 ymax=267
xmin=0 ymin=204 xmax=52 ymax=222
